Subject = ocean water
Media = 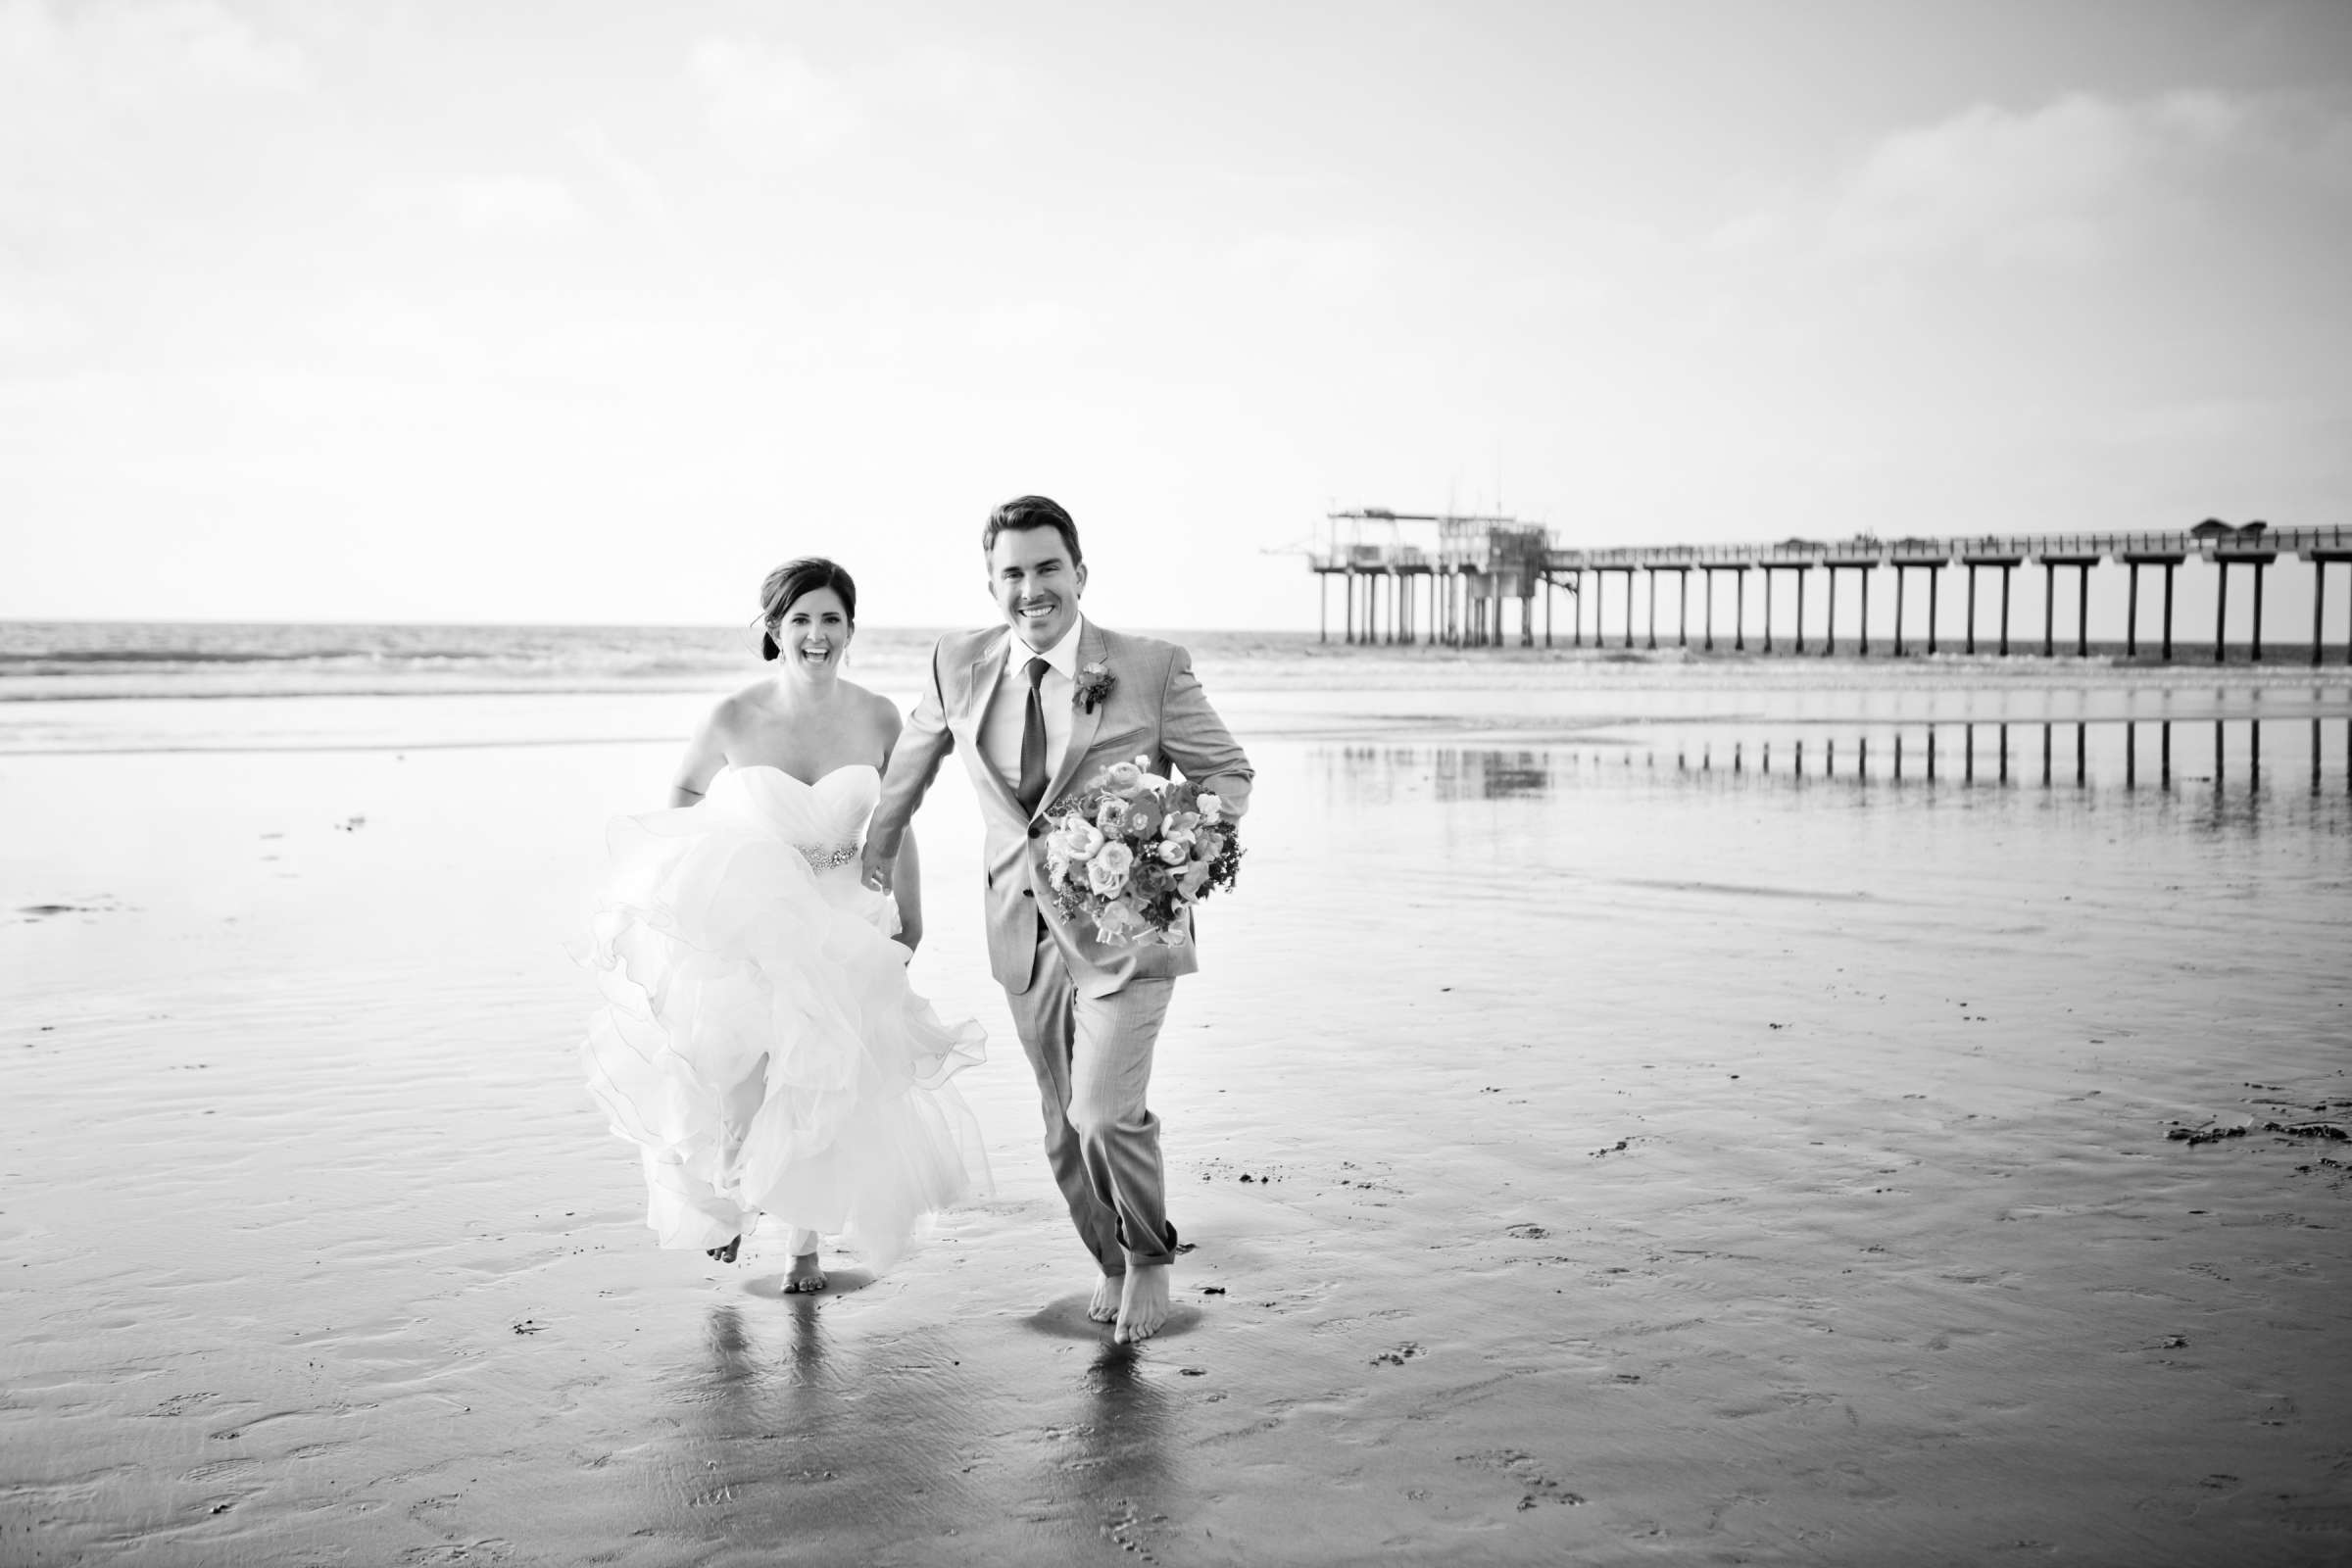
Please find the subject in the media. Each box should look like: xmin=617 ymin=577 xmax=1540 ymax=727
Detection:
xmin=5 ymin=620 xmax=2350 ymax=803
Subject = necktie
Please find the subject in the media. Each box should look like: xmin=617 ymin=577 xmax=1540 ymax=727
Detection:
xmin=1017 ymin=655 xmax=1050 ymax=813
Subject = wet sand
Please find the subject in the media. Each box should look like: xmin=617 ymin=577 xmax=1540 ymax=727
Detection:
xmin=6 ymin=683 xmax=2352 ymax=1564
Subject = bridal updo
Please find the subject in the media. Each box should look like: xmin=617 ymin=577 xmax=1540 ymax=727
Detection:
xmin=758 ymin=558 xmax=858 ymax=661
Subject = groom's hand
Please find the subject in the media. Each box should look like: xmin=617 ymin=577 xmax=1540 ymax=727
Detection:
xmin=858 ymin=836 xmax=896 ymax=895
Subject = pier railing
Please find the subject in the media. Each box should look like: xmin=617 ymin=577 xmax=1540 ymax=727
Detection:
xmin=1307 ymin=516 xmax=2352 ymax=662
xmin=1545 ymin=525 xmax=2352 ymax=570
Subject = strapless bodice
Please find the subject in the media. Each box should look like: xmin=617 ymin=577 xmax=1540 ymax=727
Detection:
xmin=704 ymin=763 xmax=878 ymax=871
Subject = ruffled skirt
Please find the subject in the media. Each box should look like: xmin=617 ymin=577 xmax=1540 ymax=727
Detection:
xmin=580 ymin=806 xmax=988 ymax=1267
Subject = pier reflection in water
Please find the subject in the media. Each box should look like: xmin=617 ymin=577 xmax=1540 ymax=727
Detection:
xmin=1317 ymin=715 xmax=2352 ymax=814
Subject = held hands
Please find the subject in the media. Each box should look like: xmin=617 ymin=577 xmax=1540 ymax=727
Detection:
xmin=858 ymin=836 xmax=896 ymax=896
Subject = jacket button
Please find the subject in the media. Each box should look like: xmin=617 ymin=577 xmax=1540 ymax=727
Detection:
xmin=1027 ymin=824 xmax=1041 ymax=839
xmin=1021 ymin=888 xmax=1034 ymax=899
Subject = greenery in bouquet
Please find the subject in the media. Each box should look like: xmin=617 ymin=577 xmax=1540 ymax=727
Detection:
xmin=1040 ymin=756 xmax=1242 ymax=946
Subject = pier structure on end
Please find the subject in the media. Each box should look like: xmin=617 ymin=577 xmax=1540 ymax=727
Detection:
xmin=1308 ymin=510 xmax=1556 ymax=649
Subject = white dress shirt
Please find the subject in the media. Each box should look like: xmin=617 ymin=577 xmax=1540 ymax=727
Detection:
xmin=980 ymin=616 xmax=1085 ymax=801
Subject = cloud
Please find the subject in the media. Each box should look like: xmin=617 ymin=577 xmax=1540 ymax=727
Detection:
xmin=689 ymin=36 xmax=862 ymax=170
xmin=1829 ymin=92 xmax=2209 ymax=267
xmin=1718 ymin=88 xmax=2352 ymax=271
xmin=367 ymin=176 xmax=585 ymax=234
xmin=0 ymin=278 xmax=84 ymax=368
xmin=0 ymin=0 xmax=307 ymax=116
xmin=306 ymin=297 xmax=492 ymax=377
xmin=0 ymin=0 xmax=310 ymax=240
xmin=964 ymin=298 xmax=1083 ymax=352
xmin=1223 ymin=233 xmax=1400 ymax=312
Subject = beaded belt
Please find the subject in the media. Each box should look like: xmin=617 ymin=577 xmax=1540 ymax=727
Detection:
xmin=796 ymin=841 xmax=860 ymax=872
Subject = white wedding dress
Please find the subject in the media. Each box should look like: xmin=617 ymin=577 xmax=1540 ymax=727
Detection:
xmin=581 ymin=763 xmax=988 ymax=1267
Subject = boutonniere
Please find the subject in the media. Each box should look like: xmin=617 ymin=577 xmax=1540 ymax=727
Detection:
xmin=1073 ymin=662 xmax=1115 ymax=714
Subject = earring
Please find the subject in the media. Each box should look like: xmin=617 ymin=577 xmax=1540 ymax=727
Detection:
xmin=760 ymin=629 xmax=779 ymax=661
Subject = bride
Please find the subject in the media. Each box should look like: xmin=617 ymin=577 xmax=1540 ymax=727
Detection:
xmin=581 ymin=557 xmax=987 ymax=1292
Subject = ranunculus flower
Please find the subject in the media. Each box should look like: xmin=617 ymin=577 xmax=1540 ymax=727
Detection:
xmin=1195 ymin=793 xmax=1221 ymax=821
xmin=1156 ymin=838 xmax=1190 ymax=866
xmin=1103 ymin=761 xmax=1143 ymax=793
xmin=1092 ymin=896 xmax=1146 ymax=941
xmin=1096 ymin=798 xmax=1129 ymax=832
xmin=1094 ymin=841 xmax=1134 ymax=878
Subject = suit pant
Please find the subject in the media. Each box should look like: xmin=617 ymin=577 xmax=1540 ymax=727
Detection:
xmin=1007 ymin=922 xmax=1176 ymax=1273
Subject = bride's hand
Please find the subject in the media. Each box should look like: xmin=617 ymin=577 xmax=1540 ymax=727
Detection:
xmin=858 ymin=837 xmax=895 ymax=894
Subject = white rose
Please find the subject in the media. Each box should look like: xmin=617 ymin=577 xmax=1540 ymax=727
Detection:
xmin=1094 ymin=840 xmax=1134 ymax=878
xmin=1195 ymin=792 xmax=1221 ymax=821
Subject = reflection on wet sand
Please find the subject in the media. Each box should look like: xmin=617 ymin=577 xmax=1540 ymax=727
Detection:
xmin=642 ymin=1295 xmax=994 ymax=1551
xmin=643 ymin=1296 xmax=1193 ymax=1560
xmin=1057 ymin=1348 xmax=1182 ymax=1558
xmin=1323 ymin=717 xmax=2351 ymax=808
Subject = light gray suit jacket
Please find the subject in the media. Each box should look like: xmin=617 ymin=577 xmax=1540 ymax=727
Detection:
xmin=871 ymin=620 xmax=1253 ymax=999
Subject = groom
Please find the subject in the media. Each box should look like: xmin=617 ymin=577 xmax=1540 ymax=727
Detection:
xmin=860 ymin=495 xmax=1253 ymax=1345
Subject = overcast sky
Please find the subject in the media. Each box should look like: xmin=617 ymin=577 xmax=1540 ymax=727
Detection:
xmin=3 ymin=0 xmax=2347 ymax=629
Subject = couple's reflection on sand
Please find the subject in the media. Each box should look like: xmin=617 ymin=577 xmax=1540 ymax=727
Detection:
xmin=675 ymin=1284 xmax=971 ymax=1540
xmin=669 ymin=1289 xmax=1183 ymax=1554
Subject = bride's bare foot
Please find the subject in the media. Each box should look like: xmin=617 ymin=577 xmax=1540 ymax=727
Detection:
xmin=706 ymin=1235 xmax=742 ymax=1264
xmin=1088 ymin=1272 xmax=1121 ymax=1323
xmin=783 ymin=1251 xmax=827 ymax=1294
xmin=1114 ymin=1264 xmax=1170 ymax=1345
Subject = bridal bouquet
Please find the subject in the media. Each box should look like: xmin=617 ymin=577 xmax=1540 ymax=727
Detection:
xmin=1041 ymin=756 xmax=1242 ymax=946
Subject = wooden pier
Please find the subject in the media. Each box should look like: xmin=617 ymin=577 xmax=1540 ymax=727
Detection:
xmin=1309 ymin=513 xmax=2352 ymax=663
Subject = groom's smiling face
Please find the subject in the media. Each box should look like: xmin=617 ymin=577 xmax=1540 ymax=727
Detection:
xmin=988 ymin=525 xmax=1087 ymax=652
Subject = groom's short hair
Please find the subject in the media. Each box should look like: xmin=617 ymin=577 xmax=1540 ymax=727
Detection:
xmin=983 ymin=495 xmax=1083 ymax=569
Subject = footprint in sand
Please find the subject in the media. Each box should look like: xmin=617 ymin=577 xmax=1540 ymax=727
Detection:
xmin=1455 ymin=1448 xmax=1586 ymax=1509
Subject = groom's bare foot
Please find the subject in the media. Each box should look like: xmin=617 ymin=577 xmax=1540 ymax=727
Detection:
xmin=705 ymin=1235 xmax=742 ymax=1264
xmin=1114 ymin=1264 xmax=1170 ymax=1345
xmin=782 ymin=1252 xmax=827 ymax=1294
xmin=1088 ymin=1272 xmax=1122 ymax=1323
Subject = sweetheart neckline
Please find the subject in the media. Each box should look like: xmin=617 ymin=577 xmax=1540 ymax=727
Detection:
xmin=728 ymin=762 xmax=880 ymax=790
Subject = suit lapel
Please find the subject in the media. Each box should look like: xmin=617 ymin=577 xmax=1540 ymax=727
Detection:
xmin=1039 ymin=620 xmax=1109 ymax=813
xmin=959 ymin=629 xmax=1027 ymax=820
xmin=960 ymin=631 xmax=1007 ymax=723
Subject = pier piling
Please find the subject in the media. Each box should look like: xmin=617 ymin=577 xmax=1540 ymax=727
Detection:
xmin=2216 ymin=560 xmax=2230 ymax=664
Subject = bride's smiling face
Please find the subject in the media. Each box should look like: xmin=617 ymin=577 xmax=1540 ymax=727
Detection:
xmin=773 ymin=587 xmax=852 ymax=679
